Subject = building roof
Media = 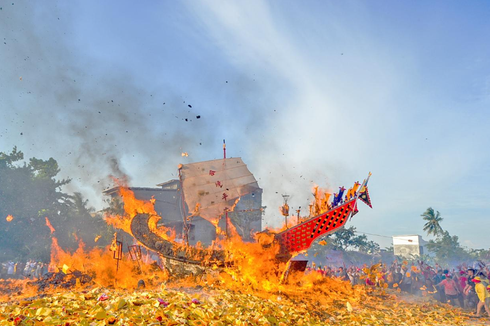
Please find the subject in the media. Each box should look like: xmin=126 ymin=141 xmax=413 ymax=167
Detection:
xmin=392 ymin=235 xmax=428 ymax=246
xmin=392 ymin=235 xmax=423 ymax=237
xmin=156 ymin=179 xmax=180 ymax=189
xmin=102 ymin=186 xmax=177 ymax=196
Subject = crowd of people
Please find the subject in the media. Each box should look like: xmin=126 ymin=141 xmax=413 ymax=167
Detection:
xmin=307 ymin=260 xmax=490 ymax=318
xmin=0 ymin=260 xmax=47 ymax=280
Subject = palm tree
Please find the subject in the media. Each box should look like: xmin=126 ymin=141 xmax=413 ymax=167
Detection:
xmin=421 ymin=207 xmax=443 ymax=237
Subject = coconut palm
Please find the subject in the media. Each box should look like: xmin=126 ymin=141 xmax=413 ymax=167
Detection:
xmin=421 ymin=207 xmax=443 ymax=237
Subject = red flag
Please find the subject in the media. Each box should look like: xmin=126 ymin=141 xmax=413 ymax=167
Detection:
xmin=359 ymin=186 xmax=372 ymax=208
xmin=351 ymin=205 xmax=359 ymax=217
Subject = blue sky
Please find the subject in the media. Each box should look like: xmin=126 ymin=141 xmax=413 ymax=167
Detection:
xmin=1 ymin=1 xmax=489 ymax=249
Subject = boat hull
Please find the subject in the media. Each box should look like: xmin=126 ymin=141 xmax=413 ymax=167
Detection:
xmin=275 ymin=199 xmax=357 ymax=255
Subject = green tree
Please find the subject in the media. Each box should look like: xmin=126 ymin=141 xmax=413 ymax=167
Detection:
xmin=467 ymin=248 xmax=490 ymax=261
xmin=325 ymin=226 xmax=380 ymax=253
xmin=426 ymin=231 xmax=469 ymax=263
xmin=0 ymin=147 xmax=54 ymax=260
xmin=53 ymin=192 xmax=112 ymax=250
xmin=308 ymin=227 xmax=381 ymax=263
xmin=329 ymin=226 xmax=357 ymax=250
xmin=421 ymin=207 xmax=443 ymax=237
xmin=0 ymin=146 xmax=24 ymax=167
xmin=0 ymin=147 xmax=111 ymax=261
xmin=359 ymin=240 xmax=381 ymax=255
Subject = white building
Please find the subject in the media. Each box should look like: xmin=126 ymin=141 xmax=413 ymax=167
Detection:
xmin=392 ymin=235 xmax=428 ymax=258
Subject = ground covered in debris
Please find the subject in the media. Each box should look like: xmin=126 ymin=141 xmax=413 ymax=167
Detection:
xmin=0 ymin=277 xmax=486 ymax=326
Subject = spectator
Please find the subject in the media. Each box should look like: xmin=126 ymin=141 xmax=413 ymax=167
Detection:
xmin=456 ymin=271 xmax=467 ymax=308
xmin=436 ymin=274 xmax=460 ymax=306
xmin=434 ymin=270 xmax=447 ymax=303
xmin=400 ymin=266 xmax=412 ymax=293
xmin=337 ymin=267 xmax=349 ymax=282
xmin=7 ymin=261 xmax=14 ymax=278
xmin=473 ymin=276 xmax=490 ymax=318
xmin=386 ymin=268 xmax=395 ymax=288
xmin=0 ymin=262 xmax=7 ymax=278
xmin=465 ymin=269 xmax=478 ymax=310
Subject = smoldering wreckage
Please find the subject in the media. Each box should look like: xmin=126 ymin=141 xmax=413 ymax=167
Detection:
xmin=102 ymin=155 xmax=373 ymax=278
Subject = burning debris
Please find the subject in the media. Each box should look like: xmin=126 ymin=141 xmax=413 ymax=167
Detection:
xmin=105 ymin=159 xmax=372 ymax=274
xmin=0 ymin=274 xmax=472 ymax=325
xmin=0 ymin=280 xmax=24 ymax=298
xmin=0 ymin=168 xmax=477 ymax=325
xmin=28 ymin=270 xmax=93 ymax=292
xmin=7 ymin=147 xmax=444 ymax=325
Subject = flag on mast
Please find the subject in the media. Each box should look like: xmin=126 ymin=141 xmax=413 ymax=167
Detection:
xmin=358 ymin=186 xmax=372 ymax=208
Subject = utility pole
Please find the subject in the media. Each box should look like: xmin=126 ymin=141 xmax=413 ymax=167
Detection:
xmin=281 ymin=194 xmax=290 ymax=229
xmin=223 ymin=139 xmax=226 ymax=159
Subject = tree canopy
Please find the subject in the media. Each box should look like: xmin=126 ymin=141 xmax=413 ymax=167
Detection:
xmin=308 ymin=226 xmax=381 ymax=257
xmin=421 ymin=207 xmax=443 ymax=237
xmin=419 ymin=207 xmax=490 ymax=264
xmin=426 ymin=231 xmax=468 ymax=263
xmin=0 ymin=147 xmax=112 ymax=261
xmin=326 ymin=226 xmax=380 ymax=254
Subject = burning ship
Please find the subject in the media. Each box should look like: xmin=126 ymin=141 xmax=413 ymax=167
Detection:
xmin=104 ymin=152 xmax=372 ymax=271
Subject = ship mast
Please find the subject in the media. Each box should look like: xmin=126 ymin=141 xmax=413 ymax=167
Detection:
xmin=223 ymin=139 xmax=229 ymax=238
xmin=349 ymin=172 xmax=372 ymax=221
xmin=178 ymin=164 xmax=190 ymax=246
xmin=223 ymin=139 xmax=226 ymax=159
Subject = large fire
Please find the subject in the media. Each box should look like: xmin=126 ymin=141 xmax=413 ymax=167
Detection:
xmin=27 ymin=184 xmax=286 ymax=295
xmin=0 ymin=183 xmax=470 ymax=325
xmin=26 ymin=186 xmax=291 ymax=294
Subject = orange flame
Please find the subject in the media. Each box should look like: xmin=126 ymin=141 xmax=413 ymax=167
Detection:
xmin=102 ymin=183 xmax=294 ymax=292
xmin=0 ymin=176 xmax=370 ymax=309
xmin=45 ymin=216 xmax=55 ymax=233
xmin=6 ymin=215 xmax=13 ymax=222
xmin=310 ymin=185 xmax=332 ymax=216
xmin=109 ymin=232 xmax=118 ymax=252
xmin=105 ymin=185 xmax=173 ymax=242
xmin=48 ymin=235 xmax=167 ymax=289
